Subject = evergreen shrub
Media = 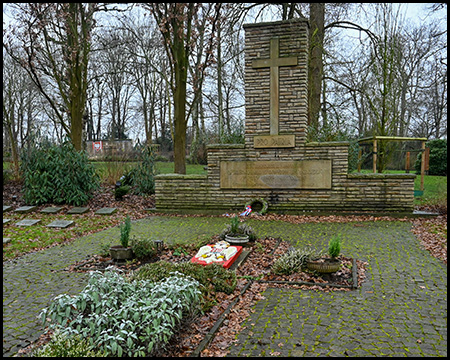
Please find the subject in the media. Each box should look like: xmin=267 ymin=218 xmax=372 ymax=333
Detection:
xmin=131 ymin=237 xmax=157 ymax=260
xmin=133 ymin=261 xmax=237 ymax=310
xmin=271 ymin=247 xmax=320 ymax=276
xmin=33 ymin=330 xmax=107 ymax=357
xmin=132 ymin=146 xmax=158 ymax=195
xmin=20 ymin=140 xmax=99 ymax=206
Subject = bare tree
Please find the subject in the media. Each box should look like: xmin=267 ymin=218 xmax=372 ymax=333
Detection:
xmin=3 ymin=3 xmax=99 ymax=151
xmin=143 ymin=3 xmax=221 ymax=174
xmin=120 ymin=12 xmax=167 ymax=145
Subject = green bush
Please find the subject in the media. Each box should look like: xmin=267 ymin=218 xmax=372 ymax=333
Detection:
xmin=219 ymin=216 xmax=258 ymax=241
xmin=20 ymin=140 xmax=100 ymax=206
xmin=415 ymin=139 xmax=447 ymax=176
xmin=40 ymin=268 xmax=201 ymax=357
xmin=33 ymin=330 xmax=107 ymax=357
xmin=131 ymin=237 xmax=157 ymax=260
xmin=328 ymin=234 xmax=341 ymax=259
xmin=114 ymin=185 xmax=130 ymax=200
xmin=119 ymin=216 xmax=131 ymax=248
xmin=132 ymin=146 xmax=158 ymax=195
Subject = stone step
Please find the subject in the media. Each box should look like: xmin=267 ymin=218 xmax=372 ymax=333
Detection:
xmin=66 ymin=207 xmax=89 ymax=214
xmin=95 ymin=207 xmax=117 ymax=215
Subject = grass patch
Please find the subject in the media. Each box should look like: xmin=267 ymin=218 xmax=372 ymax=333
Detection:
xmin=413 ymin=175 xmax=447 ymax=208
xmin=3 ymin=213 xmax=122 ymax=261
xmin=154 ymin=162 xmax=207 ymax=175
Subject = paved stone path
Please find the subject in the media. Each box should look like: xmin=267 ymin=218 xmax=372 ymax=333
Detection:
xmin=228 ymin=221 xmax=447 ymax=357
xmin=3 ymin=216 xmax=447 ymax=357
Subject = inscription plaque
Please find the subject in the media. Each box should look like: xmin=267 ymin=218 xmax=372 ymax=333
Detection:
xmin=220 ymin=160 xmax=332 ymax=189
xmin=254 ymin=134 xmax=295 ymax=148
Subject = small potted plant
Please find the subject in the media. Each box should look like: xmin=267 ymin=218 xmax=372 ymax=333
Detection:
xmin=219 ymin=215 xmax=257 ymax=245
xmin=110 ymin=215 xmax=134 ymax=261
xmin=307 ymin=233 xmax=341 ymax=273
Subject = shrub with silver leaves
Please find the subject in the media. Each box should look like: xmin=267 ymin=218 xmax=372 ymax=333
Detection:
xmin=40 ymin=267 xmax=201 ymax=357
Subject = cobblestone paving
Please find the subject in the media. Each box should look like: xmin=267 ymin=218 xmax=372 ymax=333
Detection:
xmin=229 ymin=220 xmax=447 ymax=357
xmin=3 ymin=217 xmax=447 ymax=357
xmin=3 ymin=216 xmax=227 ymax=357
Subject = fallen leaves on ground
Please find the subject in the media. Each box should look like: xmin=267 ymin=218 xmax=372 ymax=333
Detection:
xmin=4 ymin=181 xmax=446 ymax=357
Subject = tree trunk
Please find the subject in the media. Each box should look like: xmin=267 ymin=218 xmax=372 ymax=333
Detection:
xmin=173 ymin=81 xmax=187 ymax=174
xmin=308 ymin=3 xmax=325 ymax=130
xmin=217 ymin=20 xmax=224 ymax=142
xmin=172 ymin=15 xmax=189 ymax=175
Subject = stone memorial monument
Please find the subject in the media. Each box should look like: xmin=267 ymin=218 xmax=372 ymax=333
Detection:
xmin=155 ymin=19 xmax=415 ymax=214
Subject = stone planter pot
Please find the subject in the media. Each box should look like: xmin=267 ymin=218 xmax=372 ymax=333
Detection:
xmin=225 ymin=234 xmax=250 ymax=246
xmin=307 ymin=258 xmax=341 ymax=273
xmin=110 ymin=245 xmax=134 ymax=261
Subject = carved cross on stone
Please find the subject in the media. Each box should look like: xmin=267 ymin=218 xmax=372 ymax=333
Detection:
xmin=252 ymin=38 xmax=297 ymax=135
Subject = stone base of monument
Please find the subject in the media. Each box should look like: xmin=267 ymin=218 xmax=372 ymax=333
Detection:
xmin=191 ymin=245 xmax=243 ymax=269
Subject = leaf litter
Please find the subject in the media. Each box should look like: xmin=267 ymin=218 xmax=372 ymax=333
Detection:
xmin=5 ymin=181 xmax=446 ymax=356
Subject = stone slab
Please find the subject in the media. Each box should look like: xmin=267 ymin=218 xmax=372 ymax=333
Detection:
xmin=3 ymin=219 xmax=11 ymax=224
xmin=3 ymin=206 xmax=12 ymax=213
xmin=40 ymin=207 xmax=63 ymax=214
xmin=229 ymin=249 xmax=252 ymax=271
xmin=254 ymin=134 xmax=295 ymax=148
xmin=15 ymin=219 xmax=41 ymax=227
xmin=67 ymin=207 xmax=89 ymax=214
xmin=220 ymin=160 xmax=332 ymax=189
xmin=46 ymin=220 xmax=74 ymax=228
xmin=14 ymin=206 xmax=37 ymax=213
xmin=95 ymin=207 xmax=117 ymax=215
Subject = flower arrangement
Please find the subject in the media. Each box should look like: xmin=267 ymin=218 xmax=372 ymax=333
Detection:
xmin=219 ymin=215 xmax=257 ymax=241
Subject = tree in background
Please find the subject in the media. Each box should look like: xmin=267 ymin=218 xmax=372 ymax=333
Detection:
xmin=144 ymin=3 xmax=221 ymax=174
xmin=3 ymin=3 xmax=98 ymax=151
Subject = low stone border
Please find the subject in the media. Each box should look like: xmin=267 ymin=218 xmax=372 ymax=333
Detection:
xmin=258 ymin=258 xmax=358 ymax=289
xmin=190 ymin=280 xmax=254 ymax=357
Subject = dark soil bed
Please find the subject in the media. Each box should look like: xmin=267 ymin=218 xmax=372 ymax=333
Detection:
xmin=66 ymin=236 xmax=367 ymax=290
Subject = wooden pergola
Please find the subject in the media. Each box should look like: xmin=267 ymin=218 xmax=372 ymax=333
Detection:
xmin=357 ymin=136 xmax=429 ymax=191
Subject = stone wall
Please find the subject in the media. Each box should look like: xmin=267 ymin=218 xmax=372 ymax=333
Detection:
xmin=154 ymin=19 xmax=416 ymax=215
xmin=244 ymin=20 xmax=309 ymax=147
xmin=155 ymin=142 xmax=415 ymax=214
